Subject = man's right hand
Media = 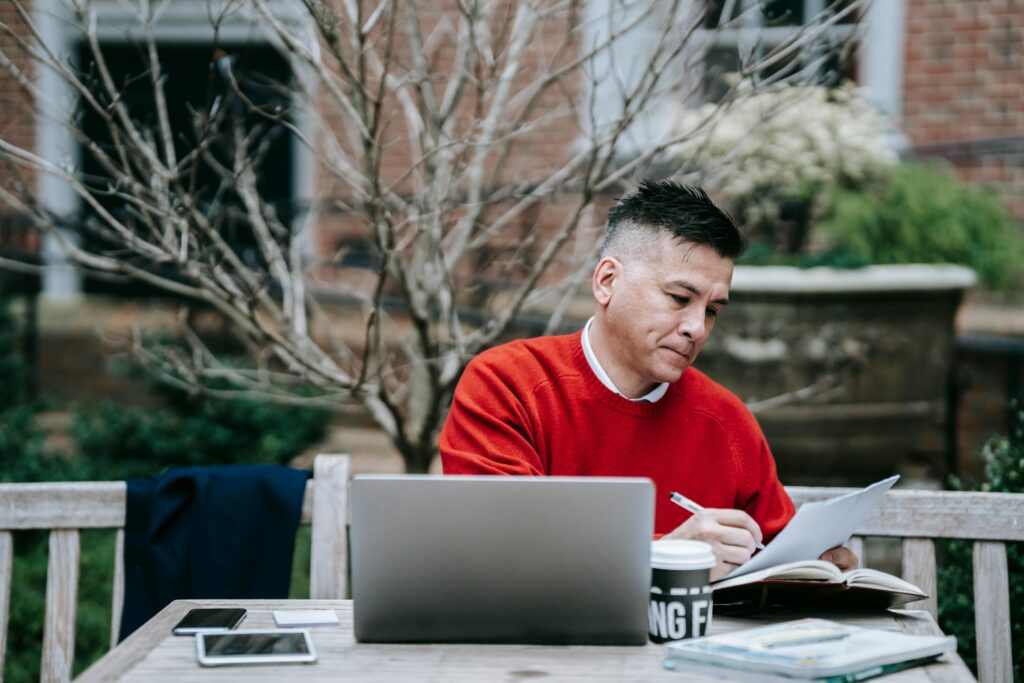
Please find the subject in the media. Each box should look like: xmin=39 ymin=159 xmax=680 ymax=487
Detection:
xmin=661 ymin=508 xmax=764 ymax=581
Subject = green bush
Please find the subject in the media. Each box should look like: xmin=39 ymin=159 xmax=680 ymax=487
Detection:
xmin=0 ymin=298 xmax=74 ymax=683
xmin=938 ymin=407 xmax=1024 ymax=681
xmin=816 ymin=163 xmax=1024 ymax=289
xmin=0 ymin=298 xmax=57 ymax=485
xmin=0 ymin=299 xmax=332 ymax=683
xmin=0 ymin=297 xmax=29 ymax=413
xmin=70 ymin=390 xmax=330 ymax=479
xmin=6 ymin=527 xmax=126 ymax=683
xmin=738 ymin=240 xmax=870 ymax=269
xmin=3 ymin=395 xmax=330 ymax=683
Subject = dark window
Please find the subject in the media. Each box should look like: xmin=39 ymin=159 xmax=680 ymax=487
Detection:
xmin=700 ymin=0 xmax=858 ymax=102
xmin=704 ymin=0 xmax=856 ymax=28
xmin=762 ymin=0 xmax=806 ymax=26
xmin=75 ymin=42 xmax=293 ymax=296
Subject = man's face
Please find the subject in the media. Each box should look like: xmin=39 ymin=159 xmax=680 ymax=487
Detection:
xmin=594 ymin=234 xmax=734 ymax=393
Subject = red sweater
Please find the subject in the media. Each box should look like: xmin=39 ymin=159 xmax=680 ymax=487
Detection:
xmin=440 ymin=331 xmax=794 ymax=538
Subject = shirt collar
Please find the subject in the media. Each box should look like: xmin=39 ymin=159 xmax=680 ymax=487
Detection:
xmin=581 ymin=317 xmax=669 ymax=403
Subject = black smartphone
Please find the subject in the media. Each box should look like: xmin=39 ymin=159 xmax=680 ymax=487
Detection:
xmin=171 ymin=607 xmax=247 ymax=635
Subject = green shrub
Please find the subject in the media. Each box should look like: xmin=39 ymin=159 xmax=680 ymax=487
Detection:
xmin=0 ymin=297 xmax=83 ymax=683
xmin=816 ymin=163 xmax=1024 ymax=289
xmin=938 ymin=407 xmax=1024 ymax=681
xmin=3 ymin=396 xmax=330 ymax=683
xmin=0 ymin=297 xmax=29 ymax=413
xmin=6 ymin=531 xmax=45 ymax=683
xmin=70 ymin=390 xmax=330 ymax=479
xmin=0 ymin=405 xmax=56 ymax=482
xmin=0 ymin=301 xmax=332 ymax=682
xmin=738 ymin=240 xmax=870 ymax=269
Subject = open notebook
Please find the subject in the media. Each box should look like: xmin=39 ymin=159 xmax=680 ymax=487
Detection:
xmin=711 ymin=475 xmax=925 ymax=609
xmin=713 ymin=559 xmax=926 ymax=609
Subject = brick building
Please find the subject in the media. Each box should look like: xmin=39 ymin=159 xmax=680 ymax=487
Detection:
xmin=1 ymin=0 xmax=1022 ymax=476
xmin=3 ymin=0 xmax=1020 ymax=297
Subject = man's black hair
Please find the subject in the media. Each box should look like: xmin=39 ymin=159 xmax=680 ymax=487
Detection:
xmin=603 ymin=179 xmax=745 ymax=259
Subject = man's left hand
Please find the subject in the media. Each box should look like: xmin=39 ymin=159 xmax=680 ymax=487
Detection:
xmin=818 ymin=545 xmax=858 ymax=570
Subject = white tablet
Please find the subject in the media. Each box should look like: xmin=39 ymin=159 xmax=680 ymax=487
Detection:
xmin=195 ymin=629 xmax=317 ymax=666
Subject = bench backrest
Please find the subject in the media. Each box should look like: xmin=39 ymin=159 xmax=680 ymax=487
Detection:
xmin=787 ymin=486 xmax=1024 ymax=683
xmin=0 ymin=453 xmax=349 ymax=683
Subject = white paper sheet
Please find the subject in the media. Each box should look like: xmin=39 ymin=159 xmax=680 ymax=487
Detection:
xmin=724 ymin=475 xmax=899 ymax=580
xmin=273 ymin=610 xmax=340 ymax=627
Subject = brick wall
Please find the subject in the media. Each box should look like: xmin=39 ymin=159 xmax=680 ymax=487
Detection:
xmin=0 ymin=0 xmax=36 ymax=197
xmin=311 ymin=1 xmax=593 ymax=310
xmin=0 ymin=0 xmax=40 ymax=281
xmin=315 ymin=0 xmax=582 ymax=202
xmin=902 ymin=0 xmax=1024 ymax=219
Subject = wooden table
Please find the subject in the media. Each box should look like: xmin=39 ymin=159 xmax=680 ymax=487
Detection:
xmin=75 ymin=600 xmax=975 ymax=682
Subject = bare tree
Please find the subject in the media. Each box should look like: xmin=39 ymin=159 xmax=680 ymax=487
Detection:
xmin=0 ymin=0 xmax=861 ymax=472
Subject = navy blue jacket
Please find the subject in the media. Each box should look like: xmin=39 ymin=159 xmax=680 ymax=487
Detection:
xmin=118 ymin=464 xmax=309 ymax=641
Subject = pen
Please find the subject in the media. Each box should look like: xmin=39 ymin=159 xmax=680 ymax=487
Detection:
xmin=669 ymin=491 xmax=766 ymax=551
xmin=757 ymin=630 xmax=850 ymax=649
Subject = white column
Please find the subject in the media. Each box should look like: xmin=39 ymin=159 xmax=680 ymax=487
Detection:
xmin=291 ymin=58 xmax=319 ymax=267
xmin=858 ymin=0 xmax=907 ymax=125
xmin=34 ymin=0 xmax=82 ymax=299
xmin=580 ymin=0 xmax=705 ymax=153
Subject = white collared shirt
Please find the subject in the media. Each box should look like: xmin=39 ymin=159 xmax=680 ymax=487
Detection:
xmin=581 ymin=317 xmax=669 ymax=403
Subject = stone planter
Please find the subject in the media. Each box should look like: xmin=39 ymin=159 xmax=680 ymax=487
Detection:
xmin=694 ymin=264 xmax=977 ymax=485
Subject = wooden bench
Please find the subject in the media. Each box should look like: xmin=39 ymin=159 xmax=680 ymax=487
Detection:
xmin=0 ymin=453 xmax=350 ymax=683
xmin=788 ymin=486 xmax=1024 ymax=683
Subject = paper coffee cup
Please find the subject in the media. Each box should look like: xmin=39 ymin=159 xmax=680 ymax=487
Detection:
xmin=648 ymin=540 xmax=716 ymax=644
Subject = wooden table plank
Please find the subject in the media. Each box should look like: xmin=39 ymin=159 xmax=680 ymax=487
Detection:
xmin=75 ymin=600 xmax=975 ymax=683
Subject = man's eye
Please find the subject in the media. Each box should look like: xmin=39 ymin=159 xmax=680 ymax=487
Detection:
xmin=706 ymin=308 xmax=719 ymax=319
xmin=670 ymin=294 xmax=688 ymax=305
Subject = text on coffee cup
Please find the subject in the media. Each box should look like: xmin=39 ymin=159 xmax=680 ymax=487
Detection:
xmin=648 ymin=598 xmax=711 ymax=640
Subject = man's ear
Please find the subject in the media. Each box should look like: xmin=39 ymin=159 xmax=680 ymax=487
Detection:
xmin=592 ymin=257 xmax=621 ymax=307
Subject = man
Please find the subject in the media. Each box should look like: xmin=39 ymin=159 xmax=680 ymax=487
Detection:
xmin=440 ymin=180 xmax=855 ymax=580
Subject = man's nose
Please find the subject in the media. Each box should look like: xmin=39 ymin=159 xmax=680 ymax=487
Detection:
xmin=677 ymin=308 xmax=706 ymax=340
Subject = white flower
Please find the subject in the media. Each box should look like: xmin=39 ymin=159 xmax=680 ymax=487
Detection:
xmin=667 ymin=84 xmax=898 ymax=231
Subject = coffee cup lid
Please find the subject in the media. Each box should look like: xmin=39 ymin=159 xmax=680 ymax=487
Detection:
xmin=651 ymin=540 xmax=716 ymax=570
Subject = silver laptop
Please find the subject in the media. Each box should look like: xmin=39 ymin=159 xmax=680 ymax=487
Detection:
xmin=351 ymin=475 xmax=654 ymax=645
